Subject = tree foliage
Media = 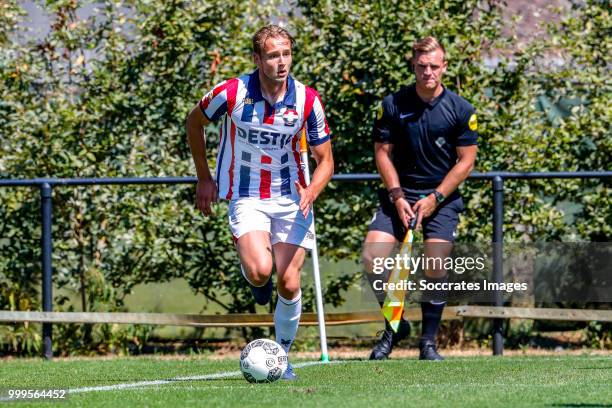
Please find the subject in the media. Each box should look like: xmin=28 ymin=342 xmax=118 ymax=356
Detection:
xmin=292 ymin=0 xmax=610 ymax=246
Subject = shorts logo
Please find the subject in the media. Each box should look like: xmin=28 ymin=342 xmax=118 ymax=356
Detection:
xmin=468 ymin=114 xmax=478 ymax=131
xmin=282 ymin=109 xmax=298 ymax=126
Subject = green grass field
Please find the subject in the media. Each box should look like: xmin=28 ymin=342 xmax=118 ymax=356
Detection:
xmin=1 ymin=355 xmax=610 ymax=407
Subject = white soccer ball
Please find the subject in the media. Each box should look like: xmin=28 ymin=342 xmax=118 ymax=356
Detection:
xmin=239 ymin=339 xmax=288 ymax=383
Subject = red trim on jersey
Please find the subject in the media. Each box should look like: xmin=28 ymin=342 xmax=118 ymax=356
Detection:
xmin=260 ymin=169 xmax=271 ymax=198
xmin=263 ymin=101 xmax=275 ymax=124
xmin=224 ymin=78 xmax=240 ymax=200
xmin=291 ymin=135 xmax=306 ymax=189
xmin=259 ymin=155 xmax=272 ymax=198
xmin=200 ymin=79 xmax=234 ymax=111
xmin=199 ymin=96 xmax=210 ymax=111
xmin=302 ymin=87 xmax=318 ymax=130
xmin=225 ymin=78 xmax=239 ymax=114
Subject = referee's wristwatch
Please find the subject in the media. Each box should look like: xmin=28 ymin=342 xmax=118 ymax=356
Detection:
xmin=433 ymin=190 xmax=445 ymax=206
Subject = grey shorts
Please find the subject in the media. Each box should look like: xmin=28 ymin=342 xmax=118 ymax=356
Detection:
xmin=368 ymin=188 xmax=464 ymax=242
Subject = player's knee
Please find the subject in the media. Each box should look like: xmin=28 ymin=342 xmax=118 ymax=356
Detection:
xmin=250 ymin=274 xmax=271 ymax=286
xmin=362 ymin=249 xmax=390 ymax=284
xmin=361 ymin=249 xmax=376 ymax=271
xmin=243 ymin=260 xmax=273 ymax=285
xmin=277 ymin=275 xmax=300 ymax=295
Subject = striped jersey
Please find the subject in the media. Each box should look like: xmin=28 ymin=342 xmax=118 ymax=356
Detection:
xmin=199 ymin=70 xmax=330 ymax=200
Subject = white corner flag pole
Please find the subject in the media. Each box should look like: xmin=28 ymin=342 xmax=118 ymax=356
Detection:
xmin=300 ymin=130 xmax=329 ymax=362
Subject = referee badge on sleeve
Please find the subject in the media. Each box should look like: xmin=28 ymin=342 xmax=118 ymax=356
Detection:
xmin=468 ymin=114 xmax=478 ymax=131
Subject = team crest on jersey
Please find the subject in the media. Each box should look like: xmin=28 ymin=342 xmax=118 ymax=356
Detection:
xmin=282 ymin=109 xmax=299 ymax=126
xmin=244 ymin=97 xmax=254 ymax=105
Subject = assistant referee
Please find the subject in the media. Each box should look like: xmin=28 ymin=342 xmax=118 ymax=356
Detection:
xmin=362 ymin=36 xmax=478 ymax=360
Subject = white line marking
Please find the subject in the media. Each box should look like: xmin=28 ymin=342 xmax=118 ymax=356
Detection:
xmin=67 ymin=360 xmax=334 ymax=394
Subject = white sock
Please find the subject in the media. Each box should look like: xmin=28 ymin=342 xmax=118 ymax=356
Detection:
xmin=274 ymin=291 xmax=302 ymax=354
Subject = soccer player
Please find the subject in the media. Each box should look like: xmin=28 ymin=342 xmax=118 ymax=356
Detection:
xmin=185 ymin=25 xmax=333 ymax=380
xmin=363 ymin=36 xmax=478 ymax=360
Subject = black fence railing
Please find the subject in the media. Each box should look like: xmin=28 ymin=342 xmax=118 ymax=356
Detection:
xmin=1 ymin=171 xmax=611 ymax=359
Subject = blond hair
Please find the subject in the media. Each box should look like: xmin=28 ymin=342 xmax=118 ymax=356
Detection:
xmin=412 ymin=36 xmax=446 ymax=60
xmin=252 ymin=25 xmax=295 ymax=55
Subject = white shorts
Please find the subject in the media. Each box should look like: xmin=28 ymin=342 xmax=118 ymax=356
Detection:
xmin=228 ymin=196 xmax=315 ymax=250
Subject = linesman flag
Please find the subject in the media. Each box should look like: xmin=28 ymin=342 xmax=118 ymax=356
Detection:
xmin=381 ymin=215 xmax=417 ymax=333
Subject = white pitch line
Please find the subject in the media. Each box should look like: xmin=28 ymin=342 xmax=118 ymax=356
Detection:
xmin=68 ymin=360 xmax=335 ymax=394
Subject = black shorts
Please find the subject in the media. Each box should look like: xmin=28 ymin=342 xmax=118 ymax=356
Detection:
xmin=368 ymin=188 xmax=464 ymax=242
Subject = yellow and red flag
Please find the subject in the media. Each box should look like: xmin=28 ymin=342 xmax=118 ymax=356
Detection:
xmin=381 ymin=218 xmax=416 ymax=332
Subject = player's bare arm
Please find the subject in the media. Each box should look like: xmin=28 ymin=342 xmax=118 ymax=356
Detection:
xmin=294 ymin=139 xmax=334 ymax=217
xmin=186 ymin=104 xmax=217 ymax=216
xmin=374 ymin=142 xmax=415 ymax=227
xmin=413 ymin=145 xmax=477 ymax=227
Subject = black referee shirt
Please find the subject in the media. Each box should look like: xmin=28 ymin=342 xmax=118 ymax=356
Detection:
xmin=372 ymin=84 xmax=478 ymax=188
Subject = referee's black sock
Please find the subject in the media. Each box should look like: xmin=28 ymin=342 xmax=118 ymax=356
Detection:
xmin=420 ymin=275 xmax=448 ymax=342
xmin=420 ymin=301 xmax=445 ymax=342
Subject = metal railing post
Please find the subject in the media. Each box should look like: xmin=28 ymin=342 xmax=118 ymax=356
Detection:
xmin=41 ymin=182 xmax=53 ymax=359
xmin=492 ymin=176 xmax=504 ymax=356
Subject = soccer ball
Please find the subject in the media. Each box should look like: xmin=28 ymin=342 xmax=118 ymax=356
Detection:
xmin=239 ymin=339 xmax=288 ymax=383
